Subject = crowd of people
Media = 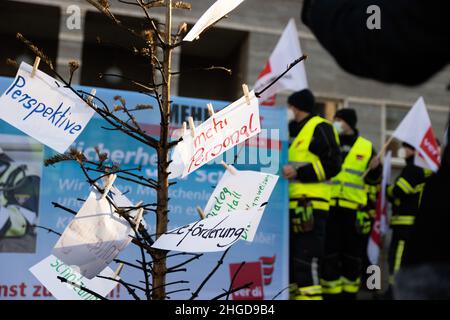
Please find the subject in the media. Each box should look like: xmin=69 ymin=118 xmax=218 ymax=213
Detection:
xmin=282 ymin=0 xmax=450 ymax=300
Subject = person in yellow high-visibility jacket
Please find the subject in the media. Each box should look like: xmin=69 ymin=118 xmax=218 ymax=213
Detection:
xmin=320 ymin=108 xmax=382 ymax=300
xmin=283 ymin=89 xmax=342 ymax=300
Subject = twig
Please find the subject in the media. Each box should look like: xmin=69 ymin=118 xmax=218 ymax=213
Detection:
xmin=212 ymin=282 xmax=253 ymax=300
xmin=57 ymin=276 xmax=107 ymax=300
xmin=190 ymin=248 xmax=230 ymax=300
xmin=226 ymin=261 xmax=245 ymax=300
xmin=255 ymin=55 xmax=307 ymax=98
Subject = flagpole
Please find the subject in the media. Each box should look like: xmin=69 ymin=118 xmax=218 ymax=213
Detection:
xmin=362 ymin=135 xmax=395 ymax=179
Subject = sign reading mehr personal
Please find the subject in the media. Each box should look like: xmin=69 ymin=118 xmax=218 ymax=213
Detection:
xmin=0 ymin=62 xmax=95 ymax=153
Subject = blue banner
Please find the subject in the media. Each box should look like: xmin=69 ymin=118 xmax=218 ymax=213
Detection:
xmin=0 ymin=77 xmax=289 ymax=300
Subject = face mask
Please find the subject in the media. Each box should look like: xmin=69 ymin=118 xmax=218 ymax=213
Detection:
xmin=397 ymin=147 xmax=406 ymax=159
xmin=333 ymin=121 xmax=344 ymax=134
xmin=287 ymin=109 xmax=295 ymax=122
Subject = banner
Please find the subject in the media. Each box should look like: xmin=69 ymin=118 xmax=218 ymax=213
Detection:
xmin=0 ymin=76 xmax=289 ymax=300
xmin=253 ymin=18 xmax=307 ymax=105
xmin=184 ymin=0 xmax=245 ymax=42
xmin=203 ymin=166 xmax=278 ymax=241
xmin=392 ymin=97 xmax=440 ymax=172
xmin=169 ymin=90 xmax=261 ymax=178
xmin=0 ymin=62 xmax=94 ymax=153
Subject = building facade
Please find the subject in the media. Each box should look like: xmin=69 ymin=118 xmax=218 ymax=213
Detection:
xmin=1 ymin=0 xmax=449 ymax=159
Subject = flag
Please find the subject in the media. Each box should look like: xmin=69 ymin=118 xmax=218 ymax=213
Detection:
xmin=392 ymin=97 xmax=441 ymax=172
xmin=253 ymin=18 xmax=307 ymax=106
xmin=367 ymin=151 xmax=391 ymax=265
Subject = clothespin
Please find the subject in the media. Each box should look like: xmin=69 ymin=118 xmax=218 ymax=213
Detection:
xmin=133 ymin=204 xmax=144 ymax=232
xmin=221 ymin=160 xmax=238 ymax=175
xmin=242 ymin=84 xmax=251 ymax=105
xmin=101 ymin=173 xmax=117 ymax=200
xmin=207 ymin=103 xmax=215 ymax=117
xmin=113 ymin=263 xmax=124 ymax=279
xmin=181 ymin=121 xmax=187 ymax=136
xmin=87 ymin=89 xmax=96 ymax=104
xmin=196 ymin=206 xmax=206 ymax=220
xmin=31 ymin=57 xmax=41 ymax=78
xmin=188 ymin=116 xmax=196 ymax=137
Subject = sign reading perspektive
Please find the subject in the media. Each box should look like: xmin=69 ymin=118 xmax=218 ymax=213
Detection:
xmin=0 ymin=62 xmax=94 ymax=153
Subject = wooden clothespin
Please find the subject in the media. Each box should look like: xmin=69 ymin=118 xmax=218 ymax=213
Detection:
xmin=101 ymin=173 xmax=117 ymax=200
xmin=31 ymin=57 xmax=41 ymax=78
xmin=196 ymin=206 xmax=206 ymax=220
xmin=188 ymin=116 xmax=196 ymax=137
xmin=87 ymin=89 xmax=96 ymax=104
xmin=113 ymin=263 xmax=124 ymax=279
xmin=242 ymin=84 xmax=251 ymax=105
xmin=221 ymin=160 xmax=238 ymax=175
xmin=133 ymin=208 xmax=144 ymax=232
xmin=181 ymin=121 xmax=187 ymax=137
xmin=207 ymin=103 xmax=215 ymax=117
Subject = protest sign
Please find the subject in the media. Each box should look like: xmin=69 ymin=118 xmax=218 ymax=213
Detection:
xmin=0 ymin=62 xmax=94 ymax=153
xmin=204 ymin=166 xmax=278 ymax=241
xmin=184 ymin=0 xmax=245 ymax=42
xmin=52 ymin=186 xmax=139 ymax=279
xmin=168 ymin=90 xmax=261 ymax=178
xmin=152 ymin=210 xmax=259 ymax=253
xmin=254 ymin=18 xmax=307 ymax=105
xmin=29 ymin=255 xmax=117 ymax=300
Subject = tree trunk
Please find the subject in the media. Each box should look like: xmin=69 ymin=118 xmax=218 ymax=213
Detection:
xmin=152 ymin=0 xmax=173 ymax=300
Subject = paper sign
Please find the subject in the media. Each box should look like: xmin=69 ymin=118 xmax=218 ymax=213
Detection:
xmin=0 ymin=62 xmax=95 ymax=153
xmin=204 ymin=167 xmax=278 ymax=241
xmin=184 ymin=0 xmax=245 ymax=42
xmin=30 ymin=255 xmax=117 ymax=300
xmin=168 ymin=90 xmax=261 ymax=178
xmin=53 ymin=186 xmax=138 ymax=279
xmin=151 ymin=210 xmax=258 ymax=253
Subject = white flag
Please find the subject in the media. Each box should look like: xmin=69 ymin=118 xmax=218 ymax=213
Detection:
xmin=392 ymin=97 xmax=440 ymax=172
xmin=53 ymin=186 xmax=139 ymax=279
xmin=367 ymin=151 xmax=391 ymax=265
xmin=184 ymin=0 xmax=245 ymax=42
xmin=253 ymin=18 xmax=307 ymax=105
xmin=168 ymin=91 xmax=261 ymax=178
xmin=30 ymin=255 xmax=118 ymax=300
xmin=151 ymin=210 xmax=259 ymax=253
xmin=0 ymin=62 xmax=95 ymax=153
xmin=204 ymin=166 xmax=278 ymax=241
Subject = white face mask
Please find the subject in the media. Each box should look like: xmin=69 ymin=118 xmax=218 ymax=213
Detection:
xmin=397 ymin=147 xmax=406 ymax=159
xmin=333 ymin=121 xmax=344 ymax=134
xmin=287 ymin=109 xmax=296 ymax=122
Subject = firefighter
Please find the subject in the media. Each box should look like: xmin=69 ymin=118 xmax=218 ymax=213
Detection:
xmin=282 ymin=89 xmax=342 ymax=300
xmin=320 ymin=108 xmax=382 ymax=300
xmin=386 ymin=142 xmax=432 ymax=296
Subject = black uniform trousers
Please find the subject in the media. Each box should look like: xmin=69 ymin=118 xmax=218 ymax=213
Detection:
xmin=289 ymin=209 xmax=327 ymax=299
xmin=321 ymin=205 xmax=366 ymax=299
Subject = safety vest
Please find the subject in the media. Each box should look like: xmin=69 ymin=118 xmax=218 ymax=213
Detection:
xmin=330 ymin=136 xmax=373 ymax=209
xmin=288 ymin=116 xmax=338 ymax=211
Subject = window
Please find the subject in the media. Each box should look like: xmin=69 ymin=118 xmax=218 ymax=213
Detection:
xmin=0 ymin=1 xmax=60 ymax=77
xmin=178 ymin=26 xmax=249 ymax=101
xmin=80 ymin=12 xmax=154 ymax=91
